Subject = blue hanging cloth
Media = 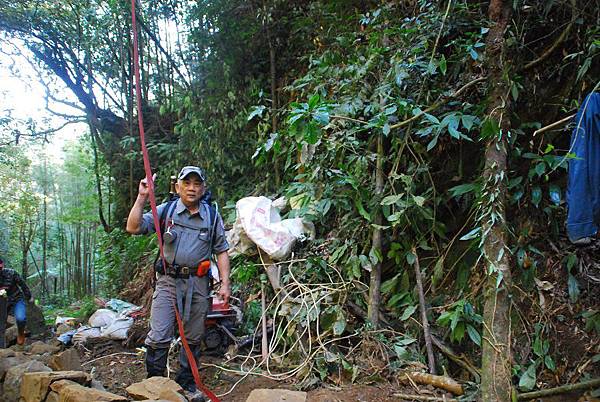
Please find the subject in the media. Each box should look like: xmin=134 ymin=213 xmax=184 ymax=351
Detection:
xmin=566 ymin=92 xmax=600 ymax=242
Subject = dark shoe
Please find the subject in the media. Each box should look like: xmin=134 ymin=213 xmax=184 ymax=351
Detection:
xmin=183 ymin=386 xmax=206 ymax=402
xmin=145 ymin=347 xmax=169 ymax=378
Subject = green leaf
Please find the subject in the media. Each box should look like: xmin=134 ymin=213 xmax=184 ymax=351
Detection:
xmin=439 ymin=54 xmax=447 ymax=75
xmin=448 ymin=125 xmax=462 ymax=139
xmin=568 ymin=273 xmax=580 ymax=303
xmin=469 ymin=47 xmax=479 ymax=60
xmin=308 ymin=94 xmax=320 ymax=109
xmin=400 ymin=305 xmax=418 ymax=321
xmin=461 ymin=115 xmax=477 ymax=131
xmin=333 ymin=311 xmax=347 ymax=335
xmin=313 ymin=111 xmax=329 ymax=125
xmin=427 ymin=135 xmax=439 ymax=151
xmin=247 ymin=105 xmax=266 ymax=121
xmin=382 ymin=123 xmax=391 ymax=136
xmin=355 ymin=199 xmax=371 ymax=221
xmin=519 ymin=363 xmax=537 ymax=391
xmin=449 ymin=183 xmax=477 ymax=197
xmin=381 ymin=194 xmax=404 ymax=205
xmin=460 ymin=227 xmax=480 ymax=241
xmin=544 ymin=355 xmax=555 ymax=371
xmin=481 ymin=118 xmax=500 ymax=140
xmin=466 ymin=324 xmax=481 ymax=346
xmin=531 ymin=186 xmax=542 ymax=207
xmin=406 ymin=251 xmax=416 ymax=265
xmin=452 ymin=321 xmax=466 ymax=342
xmin=424 ymin=113 xmax=440 ymax=125
xmin=394 ymin=345 xmax=410 ymax=360
xmin=534 ymin=162 xmax=546 ymax=177
xmin=549 ymin=185 xmax=561 ymax=205
xmin=412 ymin=195 xmax=425 ymax=207
xmin=533 ymin=336 xmax=543 ymax=357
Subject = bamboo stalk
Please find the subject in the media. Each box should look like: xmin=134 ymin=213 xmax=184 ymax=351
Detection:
xmin=517 ymin=378 xmax=600 ymax=401
xmin=400 ymin=372 xmax=464 ymax=395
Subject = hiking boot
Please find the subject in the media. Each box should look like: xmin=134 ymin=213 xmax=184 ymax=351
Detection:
xmin=16 ymin=328 xmax=25 ymax=345
xmin=183 ymin=387 xmax=207 ymax=402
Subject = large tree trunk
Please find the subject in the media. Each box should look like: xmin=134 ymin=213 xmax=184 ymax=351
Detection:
xmin=480 ymin=1 xmax=513 ymax=401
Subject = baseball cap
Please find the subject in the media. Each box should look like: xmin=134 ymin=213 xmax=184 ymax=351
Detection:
xmin=178 ymin=166 xmax=206 ymax=182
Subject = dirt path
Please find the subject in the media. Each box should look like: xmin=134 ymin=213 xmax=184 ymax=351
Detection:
xmin=77 ymin=341 xmax=423 ymax=401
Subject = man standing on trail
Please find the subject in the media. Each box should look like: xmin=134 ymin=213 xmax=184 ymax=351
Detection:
xmin=0 ymin=257 xmax=33 ymax=348
xmin=126 ymin=166 xmax=230 ymax=400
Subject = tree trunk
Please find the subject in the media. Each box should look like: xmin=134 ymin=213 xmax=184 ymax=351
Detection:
xmin=480 ymin=1 xmax=513 ymax=401
xmin=367 ymin=134 xmax=384 ymax=326
xmin=266 ymin=19 xmax=280 ymax=188
xmin=42 ymin=157 xmax=48 ymax=288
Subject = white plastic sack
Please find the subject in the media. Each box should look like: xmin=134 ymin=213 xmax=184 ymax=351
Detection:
xmin=54 ymin=316 xmax=77 ymax=326
xmin=234 ymin=196 xmax=308 ymax=261
xmin=106 ymin=298 xmax=138 ymax=314
xmin=100 ymin=317 xmax=133 ymax=340
xmin=88 ymin=309 xmax=117 ymax=328
xmin=72 ymin=326 xmax=102 ymax=344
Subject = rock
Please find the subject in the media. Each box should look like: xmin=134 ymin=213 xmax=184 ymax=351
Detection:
xmin=0 ymin=353 xmax=30 ymax=380
xmin=246 ymin=389 xmax=307 ymax=402
xmin=0 ymin=348 xmax=15 ymax=358
xmin=91 ymin=379 xmax=107 ymax=391
xmin=45 ymin=392 xmax=60 ymax=402
xmin=5 ymin=325 xmax=18 ymax=344
xmin=26 ymin=301 xmax=47 ymax=335
xmin=3 ymin=360 xmax=51 ymax=402
xmin=48 ymin=349 xmax=82 ymax=371
xmin=50 ymin=379 xmax=128 ymax=401
xmin=126 ymin=377 xmax=186 ymax=402
xmin=29 ymin=341 xmax=61 ymax=355
xmin=20 ymin=370 xmax=91 ymax=402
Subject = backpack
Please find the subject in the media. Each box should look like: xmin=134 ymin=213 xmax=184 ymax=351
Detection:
xmin=152 ymin=191 xmax=219 ymax=279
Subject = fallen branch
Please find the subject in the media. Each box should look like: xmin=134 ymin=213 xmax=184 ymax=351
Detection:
xmin=431 ymin=335 xmax=480 ymax=382
xmin=393 ymin=394 xmax=458 ymax=402
xmin=517 ymin=378 xmax=600 ymax=401
xmin=400 ymin=371 xmax=464 ymax=396
xmin=81 ymin=352 xmax=138 ymax=366
xmin=413 ymin=248 xmax=436 ymax=374
xmin=533 ymin=113 xmax=575 ymax=136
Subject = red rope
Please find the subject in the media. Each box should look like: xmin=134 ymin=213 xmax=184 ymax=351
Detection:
xmin=130 ymin=2 xmax=220 ymax=401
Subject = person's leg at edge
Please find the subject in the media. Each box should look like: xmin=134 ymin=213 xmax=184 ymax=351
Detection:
xmin=0 ymin=297 xmax=7 ymax=348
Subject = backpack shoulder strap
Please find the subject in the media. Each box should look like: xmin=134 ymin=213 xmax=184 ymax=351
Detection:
xmin=159 ymin=200 xmax=177 ymax=239
xmin=202 ymin=201 xmax=218 ymax=254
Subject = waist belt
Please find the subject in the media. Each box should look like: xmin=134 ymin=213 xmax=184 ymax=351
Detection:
xmin=164 ymin=264 xmax=194 ymax=279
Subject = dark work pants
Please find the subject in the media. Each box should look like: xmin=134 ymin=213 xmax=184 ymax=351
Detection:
xmin=176 ymin=343 xmax=202 ymax=390
xmin=0 ymin=297 xmax=7 ymax=348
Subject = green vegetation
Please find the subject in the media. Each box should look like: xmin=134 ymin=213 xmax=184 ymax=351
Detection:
xmin=0 ymin=0 xmax=598 ymax=399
